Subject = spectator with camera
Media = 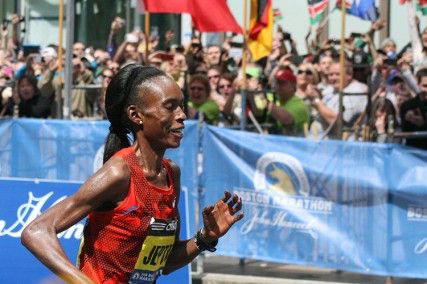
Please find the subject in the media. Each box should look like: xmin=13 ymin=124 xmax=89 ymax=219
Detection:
xmin=308 ymin=60 xmax=368 ymax=138
xmin=112 ymin=26 xmax=143 ymax=67
xmin=400 ymin=68 xmax=427 ymax=149
xmin=220 ymin=73 xmax=241 ymax=126
xmin=266 ymin=68 xmax=309 ymax=136
xmin=1 ymin=75 xmax=51 ymax=118
xmin=70 ymin=56 xmax=97 ymax=118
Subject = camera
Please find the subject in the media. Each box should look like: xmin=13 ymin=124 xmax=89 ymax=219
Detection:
xmin=282 ymin=32 xmax=291 ymax=41
xmin=384 ymin=58 xmax=397 ymax=66
xmin=191 ymin=42 xmax=202 ymax=50
xmin=350 ymin=32 xmax=363 ymax=38
xmin=329 ymin=39 xmax=340 ymax=45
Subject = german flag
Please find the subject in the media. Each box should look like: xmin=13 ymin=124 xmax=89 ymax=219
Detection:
xmin=248 ymin=0 xmax=273 ymax=61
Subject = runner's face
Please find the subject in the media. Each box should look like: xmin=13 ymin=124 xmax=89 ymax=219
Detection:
xmin=139 ymin=77 xmax=186 ymax=149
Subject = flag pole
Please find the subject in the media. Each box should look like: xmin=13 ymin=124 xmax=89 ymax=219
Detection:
xmin=144 ymin=10 xmax=150 ymax=64
xmin=63 ymin=0 xmax=75 ymax=119
xmin=57 ymin=0 xmax=64 ymax=118
xmin=240 ymin=0 xmax=249 ymax=131
xmin=337 ymin=1 xmax=347 ymax=139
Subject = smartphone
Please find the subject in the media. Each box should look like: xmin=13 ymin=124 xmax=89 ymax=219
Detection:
xmin=350 ymin=32 xmax=363 ymax=38
xmin=282 ymin=32 xmax=291 ymax=41
xmin=150 ymin=26 xmax=159 ymax=39
xmin=230 ymin=41 xmax=243 ymax=48
xmin=384 ymin=58 xmax=397 ymax=66
xmin=22 ymin=45 xmax=40 ymax=57
xmin=191 ymin=42 xmax=202 ymax=49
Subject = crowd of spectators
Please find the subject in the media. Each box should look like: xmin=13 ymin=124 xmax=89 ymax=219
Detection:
xmin=1 ymin=14 xmax=426 ymax=149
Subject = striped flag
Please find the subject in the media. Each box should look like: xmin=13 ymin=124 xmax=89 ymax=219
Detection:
xmin=248 ymin=0 xmax=273 ymax=61
xmin=273 ymin=8 xmax=283 ymax=21
xmin=399 ymin=0 xmax=427 ymax=15
xmin=307 ymin=0 xmax=329 ymax=25
xmin=417 ymin=0 xmax=427 ymax=15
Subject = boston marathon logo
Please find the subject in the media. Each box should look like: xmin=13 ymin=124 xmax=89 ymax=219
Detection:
xmin=235 ymin=152 xmax=333 ymax=235
xmin=253 ymin=152 xmax=310 ymax=196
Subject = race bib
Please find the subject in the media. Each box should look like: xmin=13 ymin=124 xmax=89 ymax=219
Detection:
xmin=128 ymin=218 xmax=177 ymax=284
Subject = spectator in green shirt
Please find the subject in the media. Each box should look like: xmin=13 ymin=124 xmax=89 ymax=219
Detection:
xmin=267 ymin=68 xmax=310 ymax=136
xmin=187 ymin=74 xmax=220 ymax=124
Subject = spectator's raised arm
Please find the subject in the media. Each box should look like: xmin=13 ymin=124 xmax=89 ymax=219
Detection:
xmin=107 ymin=17 xmax=124 ymax=58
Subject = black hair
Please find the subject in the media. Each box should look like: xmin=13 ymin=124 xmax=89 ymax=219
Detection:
xmin=17 ymin=75 xmax=40 ymax=99
xmin=416 ymin=68 xmax=427 ymax=83
xmin=103 ymin=64 xmax=167 ymax=163
xmin=369 ymin=97 xmax=397 ymax=138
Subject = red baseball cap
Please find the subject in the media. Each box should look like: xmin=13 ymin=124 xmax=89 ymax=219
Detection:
xmin=275 ymin=69 xmax=296 ymax=83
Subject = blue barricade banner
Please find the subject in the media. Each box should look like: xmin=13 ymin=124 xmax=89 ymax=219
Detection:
xmin=0 ymin=178 xmax=191 ymax=283
xmin=0 ymin=118 xmax=200 ymax=234
xmin=3 ymin=119 xmax=427 ymax=278
xmin=202 ymin=126 xmax=427 ymax=278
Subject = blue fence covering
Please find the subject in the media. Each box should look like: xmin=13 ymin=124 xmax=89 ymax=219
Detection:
xmin=201 ymin=126 xmax=427 ymax=278
xmin=0 ymin=178 xmax=191 ymax=283
xmin=1 ymin=118 xmax=427 ymax=278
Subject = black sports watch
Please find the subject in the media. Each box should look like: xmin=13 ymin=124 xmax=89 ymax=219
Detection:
xmin=194 ymin=229 xmax=218 ymax=252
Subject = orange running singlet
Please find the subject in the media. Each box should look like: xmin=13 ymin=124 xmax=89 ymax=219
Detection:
xmin=77 ymin=147 xmax=178 ymax=284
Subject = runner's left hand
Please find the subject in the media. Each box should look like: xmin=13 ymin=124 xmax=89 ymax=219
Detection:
xmin=201 ymin=191 xmax=244 ymax=243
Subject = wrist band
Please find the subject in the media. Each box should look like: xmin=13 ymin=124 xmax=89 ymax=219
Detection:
xmin=194 ymin=229 xmax=218 ymax=252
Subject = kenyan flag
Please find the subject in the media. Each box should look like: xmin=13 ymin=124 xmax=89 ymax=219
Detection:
xmin=417 ymin=0 xmax=427 ymax=15
xmin=307 ymin=0 xmax=329 ymax=25
xmin=400 ymin=0 xmax=427 ymax=15
xmin=273 ymin=8 xmax=283 ymax=21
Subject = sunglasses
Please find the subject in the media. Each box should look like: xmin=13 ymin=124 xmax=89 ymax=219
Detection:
xmin=219 ymin=84 xmax=232 ymax=89
xmin=297 ymin=69 xmax=313 ymax=75
xmin=190 ymin=86 xmax=205 ymax=91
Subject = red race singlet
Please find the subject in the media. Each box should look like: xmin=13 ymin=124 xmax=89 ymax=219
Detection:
xmin=77 ymin=147 xmax=178 ymax=284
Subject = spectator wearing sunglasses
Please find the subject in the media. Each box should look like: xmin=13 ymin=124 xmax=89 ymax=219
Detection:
xmin=296 ymin=63 xmax=319 ymax=100
xmin=219 ymin=73 xmax=241 ymax=126
xmin=295 ymin=63 xmax=322 ymax=133
xmin=207 ymin=66 xmax=223 ymax=106
xmin=95 ymin=68 xmax=114 ymax=119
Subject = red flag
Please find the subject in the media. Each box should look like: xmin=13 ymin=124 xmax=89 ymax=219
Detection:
xmin=143 ymin=0 xmax=242 ymax=33
xmin=189 ymin=0 xmax=243 ymax=33
xmin=142 ymin=0 xmax=190 ymax=13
